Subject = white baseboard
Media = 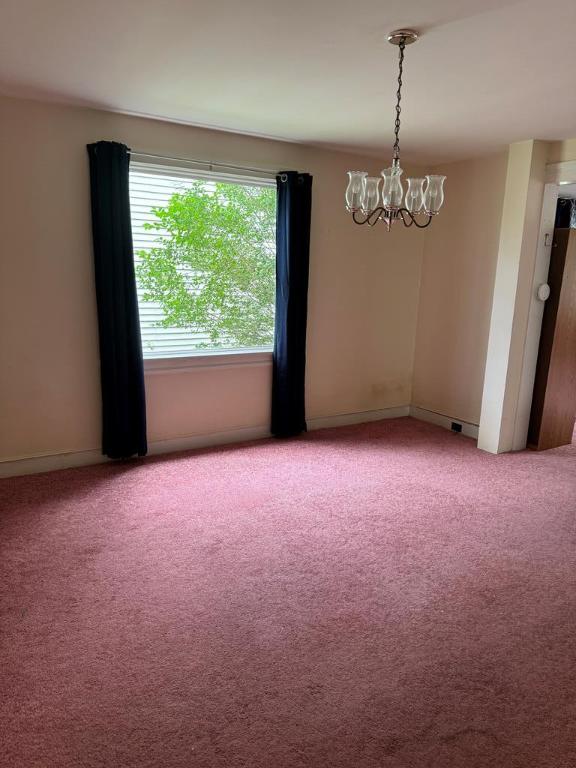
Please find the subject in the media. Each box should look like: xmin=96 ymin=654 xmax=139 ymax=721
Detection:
xmin=147 ymin=425 xmax=271 ymax=457
xmin=0 ymin=424 xmax=272 ymax=479
xmin=1 ymin=405 xmax=477 ymax=479
xmin=0 ymin=407 xmax=411 ymax=479
xmin=0 ymin=448 xmax=107 ymax=478
xmin=308 ymin=406 xmax=410 ymax=430
xmin=409 ymin=405 xmax=479 ymax=439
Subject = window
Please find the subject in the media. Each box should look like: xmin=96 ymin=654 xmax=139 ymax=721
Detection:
xmin=129 ymin=162 xmax=276 ymax=360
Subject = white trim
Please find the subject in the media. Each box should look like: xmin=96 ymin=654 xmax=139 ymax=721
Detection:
xmin=511 ymin=159 xmax=576 ymax=450
xmin=477 ymin=140 xmax=548 ymax=454
xmin=0 ymin=425 xmax=272 ymax=478
xmin=147 ymin=425 xmax=271 ymax=455
xmin=0 ymin=407 xmax=410 ymax=478
xmin=409 ymin=406 xmax=479 ymax=439
xmin=0 ymin=448 xmax=108 ymax=478
xmin=545 ymin=161 xmax=576 ymax=184
xmin=511 ymin=182 xmax=559 ymax=449
xmin=144 ymin=350 xmax=272 ymax=374
xmin=308 ymin=406 xmax=410 ymax=430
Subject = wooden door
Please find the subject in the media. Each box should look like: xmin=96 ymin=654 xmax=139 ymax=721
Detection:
xmin=528 ymin=228 xmax=576 ymax=450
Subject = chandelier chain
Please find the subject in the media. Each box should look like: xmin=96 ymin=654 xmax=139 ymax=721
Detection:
xmin=392 ymin=38 xmax=406 ymax=164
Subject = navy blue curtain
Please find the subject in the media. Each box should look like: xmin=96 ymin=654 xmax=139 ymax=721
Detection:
xmin=87 ymin=141 xmax=147 ymax=459
xmin=272 ymin=171 xmax=313 ymax=437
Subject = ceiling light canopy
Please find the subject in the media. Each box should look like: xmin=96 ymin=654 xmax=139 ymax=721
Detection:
xmin=345 ymin=30 xmax=446 ymax=231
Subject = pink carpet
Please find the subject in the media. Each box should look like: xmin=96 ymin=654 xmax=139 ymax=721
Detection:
xmin=1 ymin=417 xmax=576 ymax=767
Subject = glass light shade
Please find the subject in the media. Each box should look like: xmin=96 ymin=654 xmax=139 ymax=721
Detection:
xmin=405 ymin=178 xmax=425 ymax=213
xmin=362 ymin=177 xmax=381 ymax=213
xmin=423 ymin=175 xmax=446 ymax=215
xmin=345 ymin=171 xmax=368 ymax=212
xmin=381 ymin=166 xmax=404 ymax=211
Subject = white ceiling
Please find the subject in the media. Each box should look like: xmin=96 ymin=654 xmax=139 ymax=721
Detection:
xmin=1 ymin=0 xmax=575 ymax=163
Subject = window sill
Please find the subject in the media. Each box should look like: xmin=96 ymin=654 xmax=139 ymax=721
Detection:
xmin=143 ymin=349 xmax=273 ymax=374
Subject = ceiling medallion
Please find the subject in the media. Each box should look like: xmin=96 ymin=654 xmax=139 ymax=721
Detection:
xmin=345 ymin=30 xmax=446 ymax=231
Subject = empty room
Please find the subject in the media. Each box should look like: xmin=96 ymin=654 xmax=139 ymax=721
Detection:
xmin=1 ymin=1 xmax=576 ymax=766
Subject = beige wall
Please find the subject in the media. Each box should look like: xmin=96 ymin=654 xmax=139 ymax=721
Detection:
xmin=547 ymin=138 xmax=576 ymax=163
xmin=411 ymin=152 xmax=508 ymax=425
xmin=3 ymin=90 xmax=572 ymax=464
xmin=0 ymin=94 xmax=425 ymax=462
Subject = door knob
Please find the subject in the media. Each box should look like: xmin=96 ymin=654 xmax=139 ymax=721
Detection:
xmin=537 ymin=283 xmax=551 ymax=302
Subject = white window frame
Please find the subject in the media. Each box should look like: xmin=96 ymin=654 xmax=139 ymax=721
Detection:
xmin=144 ymin=349 xmax=273 ymax=374
xmin=129 ymin=156 xmax=277 ymax=372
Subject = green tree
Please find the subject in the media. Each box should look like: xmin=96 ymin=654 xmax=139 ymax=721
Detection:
xmin=136 ymin=181 xmax=276 ymax=348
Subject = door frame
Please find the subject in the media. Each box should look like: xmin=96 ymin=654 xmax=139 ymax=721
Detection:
xmin=512 ymin=160 xmax=576 ymax=450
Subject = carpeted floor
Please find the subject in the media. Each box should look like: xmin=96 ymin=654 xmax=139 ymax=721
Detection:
xmin=1 ymin=417 xmax=576 ymax=768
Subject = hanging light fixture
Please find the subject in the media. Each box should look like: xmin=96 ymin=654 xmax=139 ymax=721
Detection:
xmin=345 ymin=30 xmax=446 ymax=231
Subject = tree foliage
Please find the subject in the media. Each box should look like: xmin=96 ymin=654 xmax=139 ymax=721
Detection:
xmin=136 ymin=181 xmax=276 ymax=348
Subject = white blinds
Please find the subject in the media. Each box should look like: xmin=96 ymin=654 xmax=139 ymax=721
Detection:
xmin=128 ymin=163 xmax=275 ymax=359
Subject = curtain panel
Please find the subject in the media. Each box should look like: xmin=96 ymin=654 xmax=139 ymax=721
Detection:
xmin=87 ymin=141 xmax=147 ymax=459
xmin=272 ymin=171 xmax=313 ymax=438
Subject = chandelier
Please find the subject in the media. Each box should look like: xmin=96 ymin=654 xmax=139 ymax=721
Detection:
xmin=345 ymin=30 xmax=446 ymax=231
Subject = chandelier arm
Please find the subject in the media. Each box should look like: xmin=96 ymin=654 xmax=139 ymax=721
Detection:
xmin=352 ymin=208 xmax=432 ymax=230
xmin=397 ymin=208 xmax=415 ymax=227
xmin=368 ymin=208 xmax=385 ymax=225
xmin=411 ymin=213 xmax=434 ymax=229
xmin=352 ymin=208 xmax=388 ymax=226
xmin=396 ymin=209 xmax=434 ymax=228
xmin=352 ymin=210 xmax=371 ymax=225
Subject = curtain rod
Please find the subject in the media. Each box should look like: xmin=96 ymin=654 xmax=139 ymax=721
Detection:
xmin=129 ymin=150 xmax=285 ymax=179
